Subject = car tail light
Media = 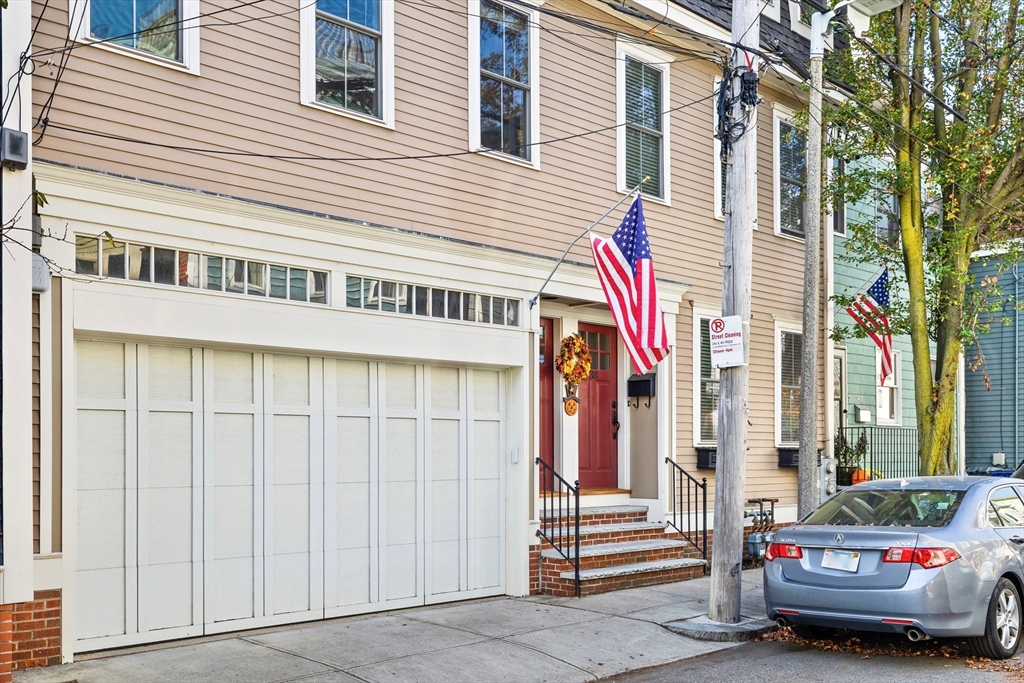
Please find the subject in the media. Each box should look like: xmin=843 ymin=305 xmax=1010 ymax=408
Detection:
xmin=765 ymin=543 xmax=802 ymax=562
xmin=883 ymin=546 xmax=960 ymax=568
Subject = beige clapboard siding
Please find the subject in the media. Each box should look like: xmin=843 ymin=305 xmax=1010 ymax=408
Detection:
xmin=33 ymin=0 xmax=819 ymax=505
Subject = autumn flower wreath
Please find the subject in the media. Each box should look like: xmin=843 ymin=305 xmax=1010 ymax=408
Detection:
xmin=555 ymin=333 xmax=593 ymax=394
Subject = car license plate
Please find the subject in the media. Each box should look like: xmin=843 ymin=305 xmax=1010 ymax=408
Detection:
xmin=822 ymin=548 xmax=861 ymax=572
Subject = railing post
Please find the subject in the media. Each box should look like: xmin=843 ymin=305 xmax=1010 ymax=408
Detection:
xmin=701 ymin=477 xmax=708 ymax=574
xmin=574 ymin=479 xmax=580 ymax=598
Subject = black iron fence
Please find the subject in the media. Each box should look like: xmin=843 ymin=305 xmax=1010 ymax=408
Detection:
xmin=665 ymin=458 xmax=708 ymax=572
xmin=536 ymin=458 xmax=580 ymax=597
xmin=837 ymin=426 xmax=919 ymax=481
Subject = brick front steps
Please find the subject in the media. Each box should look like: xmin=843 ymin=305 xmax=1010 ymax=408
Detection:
xmin=535 ymin=505 xmax=707 ymax=596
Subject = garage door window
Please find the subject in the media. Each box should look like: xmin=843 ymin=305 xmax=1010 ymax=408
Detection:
xmin=346 ymin=275 xmax=521 ymax=326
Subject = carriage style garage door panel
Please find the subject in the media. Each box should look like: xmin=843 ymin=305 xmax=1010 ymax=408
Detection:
xmin=75 ymin=340 xmax=506 ymax=652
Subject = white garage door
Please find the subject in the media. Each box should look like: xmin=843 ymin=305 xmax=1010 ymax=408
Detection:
xmin=74 ymin=341 xmax=506 ymax=652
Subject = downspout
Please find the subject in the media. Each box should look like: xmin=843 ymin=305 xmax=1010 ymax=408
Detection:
xmin=1015 ymin=265 xmax=1021 ymax=469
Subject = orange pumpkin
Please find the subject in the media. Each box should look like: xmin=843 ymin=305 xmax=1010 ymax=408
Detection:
xmin=852 ymin=468 xmax=872 ymax=484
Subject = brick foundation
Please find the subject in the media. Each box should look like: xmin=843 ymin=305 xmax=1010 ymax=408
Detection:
xmin=531 ymin=522 xmax=789 ymax=596
xmin=12 ymin=590 xmax=61 ymax=670
xmin=0 ymin=604 xmax=13 ymax=683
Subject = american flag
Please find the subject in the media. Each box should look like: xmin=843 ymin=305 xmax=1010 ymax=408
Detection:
xmin=590 ymin=196 xmax=670 ymax=374
xmin=846 ymin=268 xmax=894 ymax=386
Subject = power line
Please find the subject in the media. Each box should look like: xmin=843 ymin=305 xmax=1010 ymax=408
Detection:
xmin=43 ymin=91 xmax=716 ymax=164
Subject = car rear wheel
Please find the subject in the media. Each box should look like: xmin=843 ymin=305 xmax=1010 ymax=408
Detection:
xmin=969 ymin=578 xmax=1021 ymax=659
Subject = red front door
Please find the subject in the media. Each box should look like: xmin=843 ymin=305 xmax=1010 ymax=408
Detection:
xmin=539 ymin=318 xmax=555 ymax=488
xmin=578 ymin=323 xmax=618 ymax=490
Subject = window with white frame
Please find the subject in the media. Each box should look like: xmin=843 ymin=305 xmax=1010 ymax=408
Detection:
xmin=778 ymin=328 xmax=803 ymax=444
xmin=832 ymin=158 xmax=846 ymax=235
xmin=315 ymin=0 xmax=384 ymax=118
xmin=617 ymin=43 xmax=671 ymax=200
xmin=301 ymin=0 xmax=394 ymax=125
xmin=877 ymin=349 xmax=902 ymax=425
xmin=468 ymin=0 xmax=539 ymax=165
xmin=72 ymin=0 xmax=200 ymax=71
xmin=775 ymin=112 xmax=807 ymax=238
xmin=698 ymin=316 xmax=721 ymax=443
xmin=345 ymin=275 xmax=521 ymax=326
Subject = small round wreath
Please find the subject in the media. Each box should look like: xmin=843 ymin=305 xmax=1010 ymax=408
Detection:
xmin=555 ymin=333 xmax=593 ymax=386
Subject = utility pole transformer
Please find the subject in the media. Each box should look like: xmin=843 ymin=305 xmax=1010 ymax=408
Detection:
xmin=709 ymin=0 xmax=759 ymax=624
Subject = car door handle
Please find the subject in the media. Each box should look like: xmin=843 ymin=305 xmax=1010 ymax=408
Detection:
xmin=1010 ymin=536 xmax=1024 ymax=544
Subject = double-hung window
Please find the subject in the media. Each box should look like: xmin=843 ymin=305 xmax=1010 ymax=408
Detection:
xmin=89 ymin=0 xmax=181 ymax=60
xmin=698 ymin=316 xmax=721 ymax=443
xmin=475 ymin=0 xmax=534 ymax=161
xmin=469 ymin=0 xmax=539 ymax=165
xmin=775 ymin=111 xmax=807 ymax=238
xmin=315 ymin=0 xmax=383 ymax=118
xmin=778 ymin=328 xmax=803 ymax=444
xmin=877 ymin=349 xmax=901 ymax=425
xmin=77 ymin=0 xmax=199 ymax=71
xmin=302 ymin=0 xmax=393 ymax=125
xmin=617 ymin=43 xmax=671 ymax=201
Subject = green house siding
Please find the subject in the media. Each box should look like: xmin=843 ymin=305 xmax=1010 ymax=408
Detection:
xmin=834 ymin=210 xmax=918 ymax=431
xmin=965 ymin=259 xmax=1024 ymax=471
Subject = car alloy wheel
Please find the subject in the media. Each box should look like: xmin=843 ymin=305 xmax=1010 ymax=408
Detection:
xmin=969 ymin=578 xmax=1022 ymax=659
xmin=997 ymin=587 xmax=1020 ymax=651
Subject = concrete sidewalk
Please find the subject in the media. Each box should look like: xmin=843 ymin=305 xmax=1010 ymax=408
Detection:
xmin=16 ymin=571 xmax=767 ymax=683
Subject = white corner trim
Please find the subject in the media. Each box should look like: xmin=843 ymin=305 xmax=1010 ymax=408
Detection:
xmin=774 ymin=317 xmax=802 ymax=448
xmin=787 ymin=1 xmax=812 ymax=39
xmin=70 ymin=0 xmax=201 ymax=75
xmin=300 ymin=0 xmax=396 ymax=129
xmin=692 ymin=304 xmax=720 ymax=448
xmin=616 ymin=39 xmax=673 ymax=204
xmin=468 ymin=0 xmax=542 ymax=169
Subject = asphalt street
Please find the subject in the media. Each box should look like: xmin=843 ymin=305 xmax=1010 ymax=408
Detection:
xmin=607 ymin=639 xmax=1011 ymax=683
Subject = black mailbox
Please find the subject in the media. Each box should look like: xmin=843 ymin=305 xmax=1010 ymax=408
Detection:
xmin=627 ymin=373 xmax=656 ymax=397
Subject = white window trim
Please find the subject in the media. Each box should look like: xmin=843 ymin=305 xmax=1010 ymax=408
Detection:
xmin=761 ymin=0 xmax=781 ymax=24
xmin=775 ymin=317 xmax=803 ymax=447
xmin=693 ymin=304 xmax=721 ymax=447
xmin=70 ymin=0 xmax=201 ymax=75
xmin=876 ymin=348 xmax=902 ymax=426
xmin=788 ymin=1 xmax=812 ymax=38
xmin=773 ymin=104 xmax=805 ymax=242
xmin=616 ymin=40 xmax=673 ymax=205
xmin=713 ymin=77 xmax=724 ymax=221
xmin=467 ymin=0 xmax=542 ymax=169
xmin=300 ymin=0 xmax=396 ymax=129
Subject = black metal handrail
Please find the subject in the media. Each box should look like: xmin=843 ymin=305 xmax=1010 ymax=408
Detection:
xmin=837 ymin=426 xmax=919 ymax=480
xmin=536 ymin=457 xmax=580 ymax=597
xmin=665 ymin=457 xmax=708 ymax=573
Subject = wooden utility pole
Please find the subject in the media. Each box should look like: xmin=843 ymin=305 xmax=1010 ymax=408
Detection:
xmin=709 ymin=0 xmax=759 ymax=624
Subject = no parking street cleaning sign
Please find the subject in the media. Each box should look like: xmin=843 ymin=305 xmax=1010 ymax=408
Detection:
xmin=709 ymin=316 xmax=744 ymax=369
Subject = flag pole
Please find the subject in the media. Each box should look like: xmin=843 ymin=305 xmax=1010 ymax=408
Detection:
xmin=528 ymin=177 xmax=648 ymax=309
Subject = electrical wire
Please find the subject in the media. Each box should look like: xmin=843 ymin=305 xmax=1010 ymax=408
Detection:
xmin=42 ymin=90 xmax=716 ymax=164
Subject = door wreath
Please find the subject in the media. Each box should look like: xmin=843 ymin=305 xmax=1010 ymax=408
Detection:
xmin=555 ymin=333 xmax=593 ymax=416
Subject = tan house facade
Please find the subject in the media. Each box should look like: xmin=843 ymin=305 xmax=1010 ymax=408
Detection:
xmin=4 ymin=0 xmax=825 ymax=667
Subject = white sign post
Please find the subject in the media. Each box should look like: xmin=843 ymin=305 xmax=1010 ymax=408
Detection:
xmin=709 ymin=316 xmax=744 ymax=369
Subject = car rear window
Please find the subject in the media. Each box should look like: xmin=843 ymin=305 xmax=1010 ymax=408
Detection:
xmin=803 ymin=489 xmax=964 ymax=527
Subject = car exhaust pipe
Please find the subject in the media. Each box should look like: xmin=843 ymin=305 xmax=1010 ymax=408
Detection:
xmin=775 ymin=617 xmax=788 ymax=629
xmin=906 ymin=628 xmax=931 ymax=642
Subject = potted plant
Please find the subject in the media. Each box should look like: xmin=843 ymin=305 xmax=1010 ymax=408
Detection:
xmin=835 ymin=431 xmax=868 ymax=486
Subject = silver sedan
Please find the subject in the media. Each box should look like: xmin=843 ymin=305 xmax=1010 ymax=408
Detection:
xmin=764 ymin=476 xmax=1024 ymax=659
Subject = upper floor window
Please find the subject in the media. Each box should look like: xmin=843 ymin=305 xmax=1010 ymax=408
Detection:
xmin=479 ymin=0 xmax=531 ymax=159
xmin=74 ymin=0 xmax=200 ymax=72
xmin=90 ymin=0 xmax=181 ymax=61
xmin=775 ymin=112 xmax=806 ymax=238
xmin=832 ymin=158 xmax=846 ymax=235
xmin=617 ymin=43 xmax=672 ymax=201
xmin=315 ymin=0 xmax=382 ymax=118
xmin=301 ymin=0 xmax=394 ymax=126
